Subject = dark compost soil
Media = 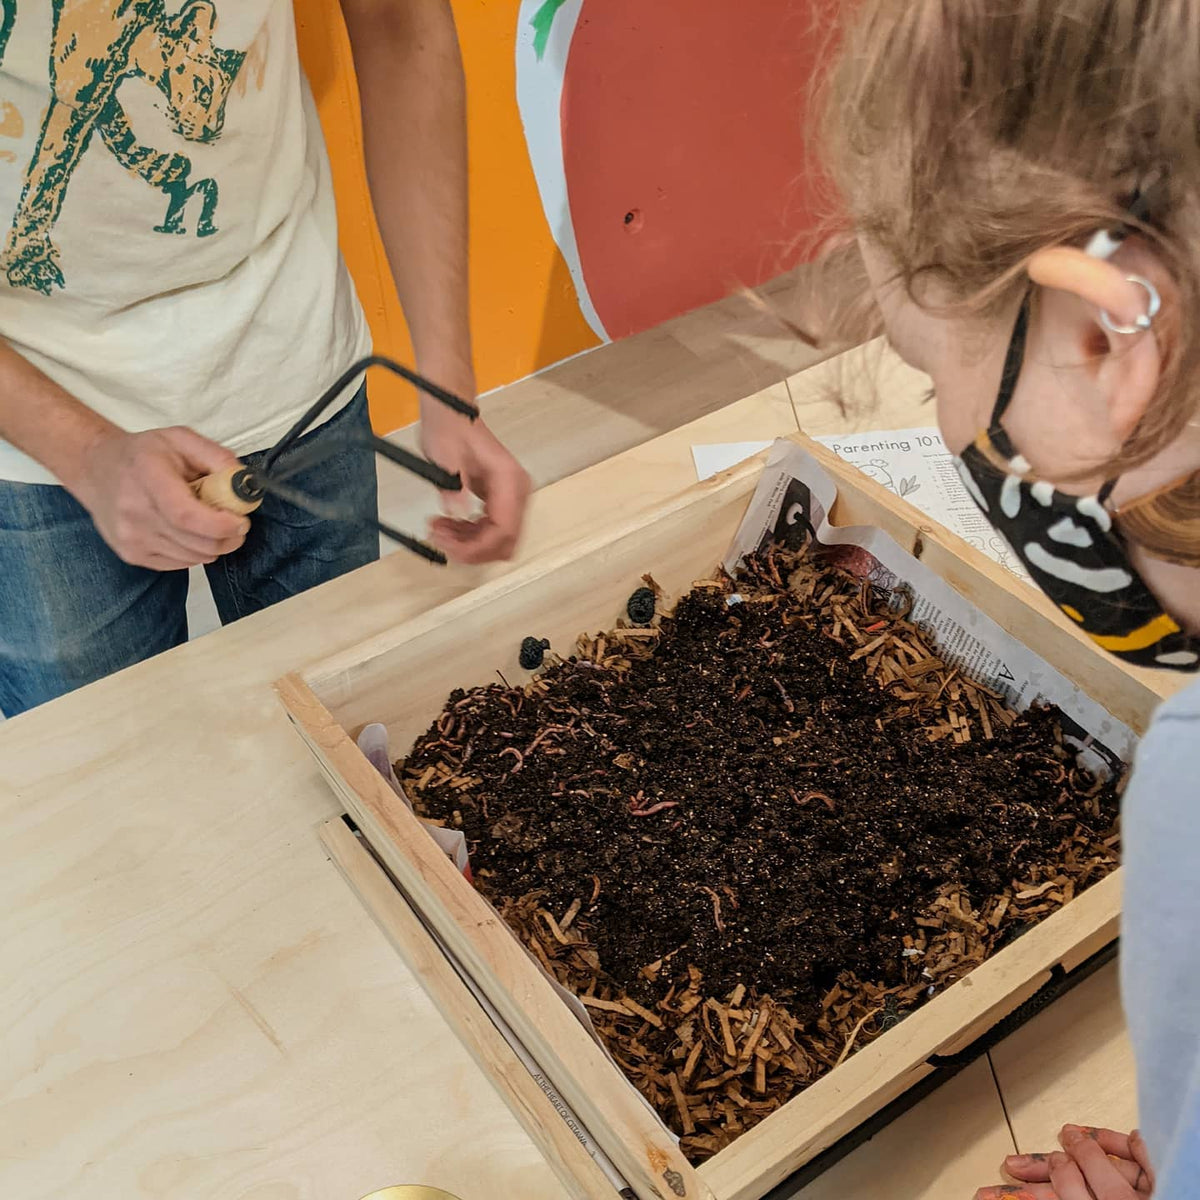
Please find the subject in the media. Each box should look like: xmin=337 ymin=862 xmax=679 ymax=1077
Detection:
xmin=401 ymin=545 xmax=1124 ymax=1161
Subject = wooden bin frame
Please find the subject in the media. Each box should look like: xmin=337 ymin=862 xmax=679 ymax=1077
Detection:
xmin=280 ymin=436 xmax=1174 ymax=1200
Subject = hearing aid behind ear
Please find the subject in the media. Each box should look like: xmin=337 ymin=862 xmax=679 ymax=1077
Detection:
xmin=1084 ymin=187 xmax=1162 ymax=335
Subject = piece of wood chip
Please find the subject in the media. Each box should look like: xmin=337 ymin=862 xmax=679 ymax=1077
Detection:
xmin=681 ymin=1039 xmax=704 ymax=1086
xmin=559 ymin=898 xmax=583 ymax=931
xmin=539 ymin=909 xmax=571 ymax=945
xmin=620 ymin=996 xmax=665 ymax=1030
xmin=833 ymin=1008 xmax=882 ymax=1069
xmin=580 ymin=995 xmax=630 ymax=1015
xmin=1016 ymin=880 xmax=1057 ymax=900
xmin=740 ymin=1005 xmax=771 ymax=1063
xmin=850 ymin=633 xmax=890 ymax=661
xmin=668 ymin=1070 xmax=695 ymax=1135
xmin=707 ymin=999 xmax=738 ymax=1059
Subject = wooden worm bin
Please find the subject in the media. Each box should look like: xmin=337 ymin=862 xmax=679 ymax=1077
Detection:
xmin=279 ymin=436 xmax=1175 ymax=1200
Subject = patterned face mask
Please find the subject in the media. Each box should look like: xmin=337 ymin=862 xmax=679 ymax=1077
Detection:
xmin=956 ymin=299 xmax=1200 ymax=672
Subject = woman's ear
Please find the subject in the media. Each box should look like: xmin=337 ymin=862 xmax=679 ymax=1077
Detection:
xmin=1028 ymin=243 xmax=1172 ymax=444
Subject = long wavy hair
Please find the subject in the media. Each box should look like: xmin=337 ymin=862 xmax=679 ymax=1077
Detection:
xmin=802 ymin=1 xmax=1200 ymax=562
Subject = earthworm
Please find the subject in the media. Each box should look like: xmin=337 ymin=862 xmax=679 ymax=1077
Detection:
xmin=766 ymin=546 xmax=783 ymax=587
xmin=701 ymin=885 xmax=725 ymax=932
xmin=797 ymin=791 xmax=835 ymax=812
xmin=526 ymin=724 xmax=572 ymax=757
xmin=630 ymin=801 xmax=679 ymax=817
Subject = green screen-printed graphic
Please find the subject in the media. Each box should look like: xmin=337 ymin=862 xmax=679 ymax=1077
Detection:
xmin=0 ymin=2 xmax=16 ymax=66
xmin=2 ymin=0 xmax=247 ymax=294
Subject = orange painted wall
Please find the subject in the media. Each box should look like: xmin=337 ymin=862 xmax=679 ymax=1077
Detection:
xmin=292 ymin=0 xmax=600 ymax=432
xmin=456 ymin=0 xmax=601 ymax=387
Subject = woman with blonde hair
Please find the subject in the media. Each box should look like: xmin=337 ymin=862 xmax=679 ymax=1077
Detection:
xmin=812 ymin=2 xmax=1200 ymax=1196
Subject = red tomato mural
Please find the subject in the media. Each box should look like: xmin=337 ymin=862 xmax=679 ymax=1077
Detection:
xmin=522 ymin=0 xmax=829 ymax=340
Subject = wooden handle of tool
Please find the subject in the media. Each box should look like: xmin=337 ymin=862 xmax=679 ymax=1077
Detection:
xmin=191 ymin=464 xmax=262 ymax=516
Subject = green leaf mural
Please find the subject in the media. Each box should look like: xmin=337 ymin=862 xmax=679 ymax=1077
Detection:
xmin=530 ymin=0 xmax=569 ymax=62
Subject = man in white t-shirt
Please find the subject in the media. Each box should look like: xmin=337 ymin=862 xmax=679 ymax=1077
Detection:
xmin=0 ymin=0 xmax=530 ymax=717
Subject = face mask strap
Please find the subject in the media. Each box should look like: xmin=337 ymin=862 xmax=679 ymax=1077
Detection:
xmin=988 ymin=293 xmax=1032 ymax=429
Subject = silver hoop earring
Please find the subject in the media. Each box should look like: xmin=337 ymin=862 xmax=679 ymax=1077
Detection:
xmin=1099 ymin=275 xmax=1161 ymax=335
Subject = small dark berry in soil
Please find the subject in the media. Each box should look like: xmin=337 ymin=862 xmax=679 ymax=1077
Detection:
xmin=627 ymin=587 xmax=657 ymax=625
xmin=519 ymin=637 xmax=550 ymax=670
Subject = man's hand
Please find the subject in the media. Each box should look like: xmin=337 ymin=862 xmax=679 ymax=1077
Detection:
xmin=420 ymin=405 xmax=531 ymax=564
xmin=74 ymin=427 xmax=250 ymax=571
xmin=974 ymin=1126 xmax=1154 ymax=1200
xmin=0 ymin=342 xmax=247 ymax=570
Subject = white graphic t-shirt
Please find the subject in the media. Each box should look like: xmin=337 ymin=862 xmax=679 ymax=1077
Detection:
xmin=0 ymin=0 xmax=370 ymax=484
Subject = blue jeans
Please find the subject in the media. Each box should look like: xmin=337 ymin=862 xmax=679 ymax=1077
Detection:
xmin=0 ymin=388 xmax=379 ymax=717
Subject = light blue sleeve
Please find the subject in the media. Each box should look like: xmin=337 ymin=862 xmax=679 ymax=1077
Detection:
xmin=1120 ymin=678 xmax=1200 ymax=1197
